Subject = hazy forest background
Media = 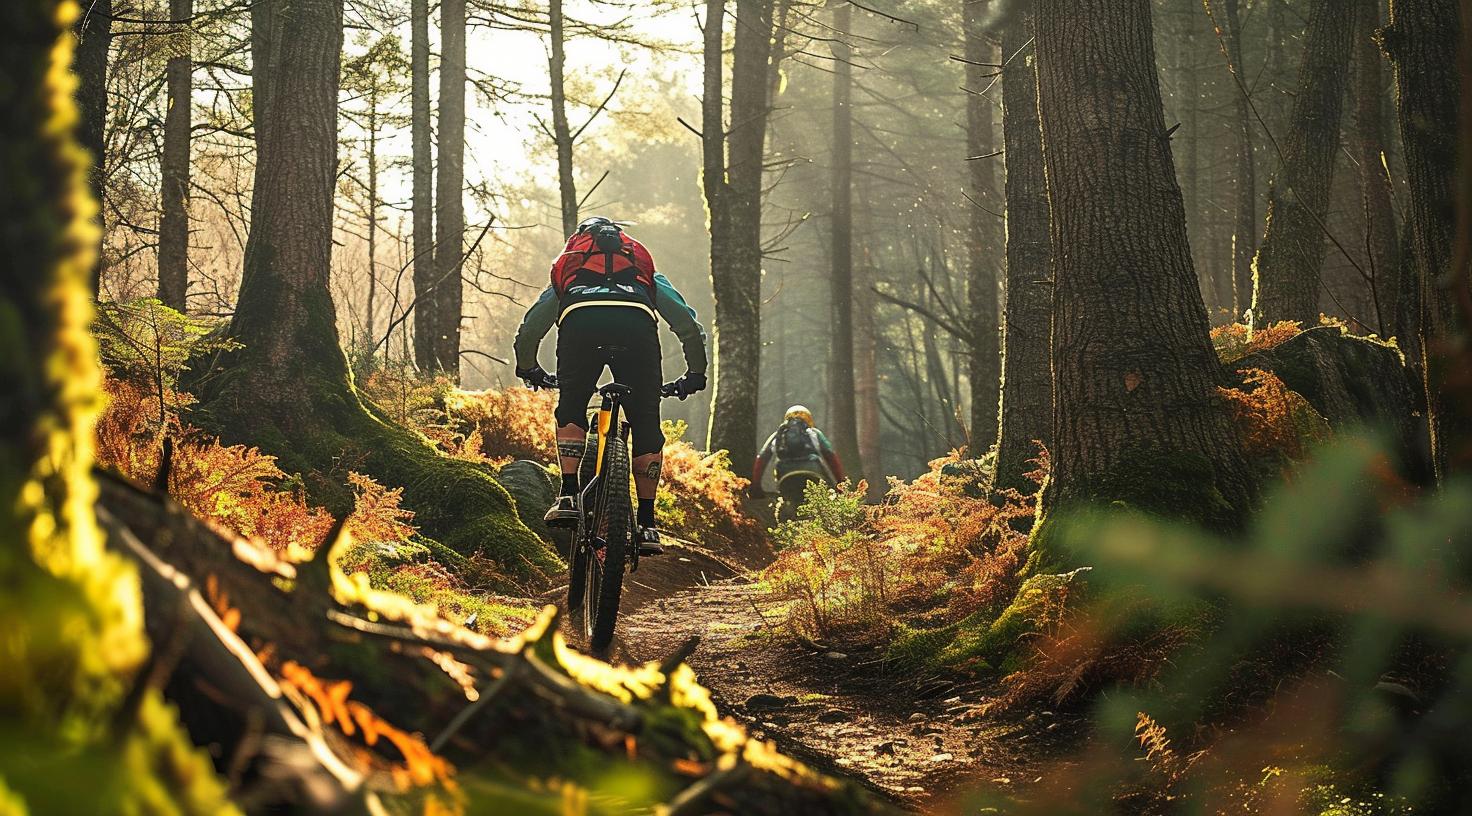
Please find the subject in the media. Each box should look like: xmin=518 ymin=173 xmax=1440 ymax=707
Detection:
xmin=3 ymin=0 xmax=1471 ymax=812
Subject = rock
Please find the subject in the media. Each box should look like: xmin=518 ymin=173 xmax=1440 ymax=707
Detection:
xmin=744 ymin=693 xmax=793 ymax=711
xmin=817 ymin=708 xmax=848 ymax=723
xmin=929 ymin=753 xmax=954 ymax=763
xmin=1236 ymin=326 xmax=1430 ymax=479
xmin=874 ymin=741 xmax=896 ymax=756
xmin=495 ymin=460 xmax=558 ymax=539
xmin=907 ymin=712 xmax=927 ymax=723
xmin=824 ymin=651 xmax=849 ymax=660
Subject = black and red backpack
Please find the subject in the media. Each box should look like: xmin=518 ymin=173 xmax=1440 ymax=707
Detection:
xmin=550 ymin=221 xmax=657 ymax=313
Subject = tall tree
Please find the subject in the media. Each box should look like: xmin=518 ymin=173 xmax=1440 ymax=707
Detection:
xmin=157 ymin=0 xmax=194 ymax=311
xmin=1382 ymin=0 xmax=1468 ymax=479
xmin=549 ymin=0 xmax=577 ymax=235
xmin=993 ymin=8 xmax=1051 ymax=496
xmin=703 ymin=0 xmax=776 ymax=474
xmin=1204 ymin=0 xmax=1256 ymax=321
xmin=1250 ymin=0 xmax=1354 ymax=328
xmin=197 ymin=0 xmax=553 ymax=576
xmin=72 ymin=0 xmax=111 ymax=294
xmin=1034 ymin=0 xmax=1256 ymax=528
xmin=827 ymin=0 xmax=863 ymax=479
xmin=962 ymin=0 xmax=1001 ymax=454
xmin=1353 ymin=0 xmax=1400 ymax=338
xmin=410 ymin=0 xmax=435 ymax=370
xmin=433 ymin=0 xmax=466 ymax=376
xmin=342 ymin=35 xmax=407 ymax=342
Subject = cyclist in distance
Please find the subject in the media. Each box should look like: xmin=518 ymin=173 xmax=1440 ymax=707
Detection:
xmin=751 ymin=405 xmax=847 ymax=521
xmin=513 ymin=216 xmax=708 ymax=555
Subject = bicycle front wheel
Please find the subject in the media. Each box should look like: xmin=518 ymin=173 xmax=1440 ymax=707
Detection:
xmin=582 ymin=426 xmax=631 ymax=652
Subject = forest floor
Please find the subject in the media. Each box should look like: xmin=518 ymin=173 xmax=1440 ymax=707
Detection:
xmin=549 ymin=536 xmax=1085 ymax=811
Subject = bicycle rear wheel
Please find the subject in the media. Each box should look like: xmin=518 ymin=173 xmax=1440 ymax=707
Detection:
xmin=582 ymin=425 xmax=631 ymax=652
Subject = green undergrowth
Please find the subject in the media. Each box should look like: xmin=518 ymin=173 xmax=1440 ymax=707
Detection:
xmin=338 ymin=538 xmax=538 ymax=637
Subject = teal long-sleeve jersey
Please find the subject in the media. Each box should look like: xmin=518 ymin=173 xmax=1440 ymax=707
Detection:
xmin=513 ymin=273 xmax=709 ymax=375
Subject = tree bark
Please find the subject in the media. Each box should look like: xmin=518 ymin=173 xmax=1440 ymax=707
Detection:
xmin=1353 ymin=0 xmax=1400 ymax=339
xmin=410 ymin=0 xmax=435 ymax=369
xmin=157 ymin=0 xmax=193 ymax=312
xmin=1034 ymin=0 xmax=1256 ymax=530
xmin=994 ymin=9 xmax=1051 ymax=496
xmin=1204 ymin=0 xmax=1256 ymax=322
xmin=549 ymin=0 xmax=578 ymax=236
xmin=72 ymin=0 xmax=111 ymax=295
xmin=827 ymin=0 xmax=862 ymax=479
xmin=962 ymin=0 xmax=1001 ymax=455
xmin=1250 ymin=0 xmax=1354 ymax=328
xmin=365 ymin=79 xmax=380 ymax=341
xmin=1383 ymin=0 xmax=1468 ymax=480
xmin=705 ymin=0 xmax=775 ymax=475
xmin=433 ymin=0 xmax=466 ymax=377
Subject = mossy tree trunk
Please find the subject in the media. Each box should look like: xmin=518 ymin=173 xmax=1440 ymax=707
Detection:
xmin=1250 ymin=0 xmax=1354 ymax=328
xmin=1382 ymin=0 xmax=1469 ymax=481
xmin=1034 ymin=0 xmax=1257 ymax=530
xmin=197 ymin=0 xmax=557 ymax=584
xmin=1 ymin=2 xmax=230 ymax=810
xmin=962 ymin=0 xmax=1001 ymax=455
xmin=994 ymin=8 xmax=1051 ymax=496
xmin=705 ymin=0 xmax=774 ymax=475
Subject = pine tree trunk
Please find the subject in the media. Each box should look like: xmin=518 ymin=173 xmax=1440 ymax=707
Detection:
xmin=1205 ymin=0 xmax=1256 ymax=322
xmin=1176 ymin=3 xmax=1210 ymax=316
xmin=365 ymin=90 xmax=379 ymax=340
xmin=1354 ymin=0 xmax=1400 ymax=338
xmin=1034 ymin=0 xmax=1256 ymax=531
xmin=962 ymin=0 xmax=1001 ymax=455
xmin=1383 ymin=0 xmax=1468 ymax=480
xmin=433 ymin=0 xmax=466 ymax=377
xmin=854 ymin=237 xmax=882 ymax=496
xmin=157 ymin=0 xmax=193 ymax=312
xmin=549 ymin=0 xmax=577 ymax=236
xmin=1251 ymin=0 xmax=1354 ymax=328
xmin=827 ymin=0 xmax=862 ymax=479
xmin=73 ymin=0 xmax=111 ymax=295
xmin=410 ymin=0 xmax=435 ymax=370
xmin=994 ymin=8 xmax=1051 ymax=496
xmin=198 ymin=0 xmax=554 ymax=581
xmin=708 ymin=0 xmax=773 ymax=475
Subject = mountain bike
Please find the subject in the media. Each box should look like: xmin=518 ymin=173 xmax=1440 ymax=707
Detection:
xmin=561 ymin=378 xmax=681 ymax=651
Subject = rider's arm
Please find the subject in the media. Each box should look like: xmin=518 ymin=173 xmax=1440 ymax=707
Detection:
xmin=513 ymin=285 xmax=559 ymax=370
xmin=651 ymin=273 xmax=709 ymax=375
xmin=813 ymin=429 xmax=846 ymax=482
xmin=752 ymin=431 xmax=778 ymax=484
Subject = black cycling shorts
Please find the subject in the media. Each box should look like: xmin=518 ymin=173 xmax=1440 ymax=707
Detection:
xmin=554 ymin=306 xmax=664 ymax=457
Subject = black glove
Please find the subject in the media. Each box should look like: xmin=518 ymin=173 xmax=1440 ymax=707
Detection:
xmin=516 ymin=365 xmax=558 ymax=390
xmin=661 ymin=371 xmax=707 ymax=400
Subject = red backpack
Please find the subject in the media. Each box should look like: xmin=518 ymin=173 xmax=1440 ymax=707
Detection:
xmin=550 ymin=226 xmax=657 ymax=306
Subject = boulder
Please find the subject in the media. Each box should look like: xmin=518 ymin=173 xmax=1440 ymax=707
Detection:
xmin=1235 ymin=326 xmax=1430 ymax=480
xmin=496 ymin=459 xmax=558 ymax=540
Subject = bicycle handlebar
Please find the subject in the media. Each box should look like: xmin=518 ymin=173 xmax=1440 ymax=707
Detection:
xmin=529 ymin=376 xmax=684 ymax=399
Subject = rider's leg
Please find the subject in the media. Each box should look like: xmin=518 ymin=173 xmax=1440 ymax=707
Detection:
xmin=555 ymin=424 xmax=586 ymax=495
xmin=632 ymin=452 xmax=662 ymax=525
xmin=607 ymin=310 xmax=663 ymax=545
xmin=549 ymin=311 xmax=603 ymax=521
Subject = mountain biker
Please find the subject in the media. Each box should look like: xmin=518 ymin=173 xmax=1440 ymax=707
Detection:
xmin=513 ymin=216 xmax=708 ymax=556
xmin=751 ymin=405 xmax=846 ymax=520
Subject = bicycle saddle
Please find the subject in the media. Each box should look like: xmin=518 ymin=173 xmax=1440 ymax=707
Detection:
xmin=599 ymin=382 xmax=633 ymax=398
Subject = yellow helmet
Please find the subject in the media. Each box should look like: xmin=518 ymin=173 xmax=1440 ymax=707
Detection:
xmin=784 ymin=405 xmax=814 ymax=427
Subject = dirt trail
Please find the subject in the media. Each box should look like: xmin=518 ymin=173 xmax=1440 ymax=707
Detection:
xmin=551 ymin=540 xmax=1079 ymax=811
